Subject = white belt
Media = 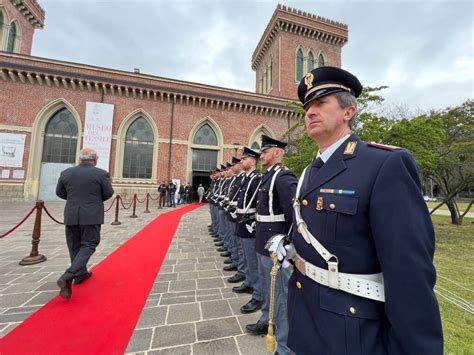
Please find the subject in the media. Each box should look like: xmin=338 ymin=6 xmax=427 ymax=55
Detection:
xmin=229 ymin=201 xmax=237 ymax=206
xmin=224 ymin=197 xmax=230 ymax=201
xmin=236 ymin=208 xmax=256 ymax=214
xmin=256 ymin=214 xmax=285 ymax=222
xmin=295 ymin=254 xmax=385 ymax=302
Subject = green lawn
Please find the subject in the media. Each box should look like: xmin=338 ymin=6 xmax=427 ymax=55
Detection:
xmin=427 ymin=201 xmax=471 ymax=213
xmin=432 ymin=215 xmax=474 ymax=354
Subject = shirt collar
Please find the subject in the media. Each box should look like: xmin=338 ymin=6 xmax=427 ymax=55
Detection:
xmin=317 ymin=134 xmax=351 ymax=163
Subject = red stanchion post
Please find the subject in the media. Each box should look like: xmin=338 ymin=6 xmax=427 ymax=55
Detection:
xmin=20 ymin=201 xmax=47 ymax=265
xmin=144 ymin=193 xmax=150 ymax=213
xmin=111 ymin=195 xmax=122 ymax=225
xmin=130 ymin=194 xmax=138 ymax=218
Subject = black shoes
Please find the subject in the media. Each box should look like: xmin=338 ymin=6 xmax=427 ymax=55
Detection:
xmin=214 ymin=242 xmax=224 ymax=247
xmin=246 ymin=321 xmax=269 ymax=335
xmin=75 ymin=271 xmax=92 ymax=285
xmin=223 ymin=264 xmax=237 ymax=271
xmin=216 ymin=247 xmax=227 ymax=252
xmin=223 ymin=258 xmax=233 ymax=264
xmin=232 ymin=283 xmax=254 ymax=293
xmin=227 ymin=273 xmax=245 ymax=283
xmin=57 ymin=277 xmax=72 ymax=299
xmin=240 ymin=298 xmax=263 ymax=314
xmin=220 ymin=251 xmax=231 ymax=257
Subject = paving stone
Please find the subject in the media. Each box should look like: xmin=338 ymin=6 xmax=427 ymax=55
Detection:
xmin=156 ymin=273 xmax=178 ymax=282
xmin=197 ymin=270 xmax=222 ymax=278
xmin=136 ymin=306 xmax=167 ymax=329
xmin=125 ymin=328 xmax=153 ymax=352
xmin=34 ymin=281 xmax=60 ymax=291
xmin=166 ymin=303 xmax=201 ymax=324
xmin=0 ymin=322 xmax=19 ymax=337
xmin=196 ymin=278 xmax=225 ymax=290
xmin=200 ymin=300 xmax=232 ymax=319
xmin=0 ymin=274 xmax=22 ymax=284
xmin=173 ymin=264 xmax=195 ymax=272
xmin=177 ymin=272 xmax=198 ymax=280
xmin=0 ymin=312 xmax=33 ymax=323
xmin=195 ymin=262 xmax=217 ymax=271
xmin=195 ymin=317 xmax=242 ymax=341
xmin=3 ymin=305 xmax=41 ymax=314
xmin=147 ymin=345 xmax=192 ymax=355
xmin=1 ymin=283 xmax=39 ymax=294
xmin=23 ymin=290 xmax=58 ymax=306
xmin=193 ymin=337 xmax=240 ymax=355
xmin=151 ymin=323 xmax=196 ymax=348
xmin=151 ymin=282 xmax=169 ymax=293
xmin=0 ymin=293 xmax=36 ymax=308
xmin=236 ymin=334 xmax=268 ymax=355
xmin=169 ymin=280 xmax=196 ymax=292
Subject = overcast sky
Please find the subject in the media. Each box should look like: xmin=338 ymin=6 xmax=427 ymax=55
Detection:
xmin=32 ymin=0 xmax=473 ymax=114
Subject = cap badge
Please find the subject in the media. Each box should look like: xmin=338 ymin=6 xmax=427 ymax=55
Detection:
xmin=304 ymin=73 xmax=314 ymax=90
xmin=344 ymin=141 xmax=357 ymax=155
xmin=316 ymin=197 xmax=324 ymax=211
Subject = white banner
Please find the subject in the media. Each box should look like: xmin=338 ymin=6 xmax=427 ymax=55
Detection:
xmin=0 ymin=133 xmax=26 ymax=167
xmin=83 ymin=102 xmax=114 ymax=171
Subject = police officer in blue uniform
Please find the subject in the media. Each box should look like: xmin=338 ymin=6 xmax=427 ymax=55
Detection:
xmin=246 ymin=135 xmax=297 ymax=355
xmin=273 ymin=66 xmax=443 ymax=354
xmin=234 ymin=147 xmax=263 ymax=313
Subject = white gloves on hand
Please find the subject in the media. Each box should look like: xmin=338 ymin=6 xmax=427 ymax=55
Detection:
xmin=276 ymin=243 xmax=296 ymax=268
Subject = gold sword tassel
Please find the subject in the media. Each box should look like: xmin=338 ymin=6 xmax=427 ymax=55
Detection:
xmin=266 ymin=253 xmax=279 ymax=353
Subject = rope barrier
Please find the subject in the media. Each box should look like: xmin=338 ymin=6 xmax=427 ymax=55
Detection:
xmin=136 ymin=195 xmax=147 ymax=203
xmin=120 ymin=197 xmax=134 ymax=210
xmin=0 ymin=205 xmax=37 ymax=238
xmin=104 ymin=196 xmax=118 ymax=213
xmin=42 ymin=204 xmax=64 ymax=225
xmin=148 ymin=194 xmax=160 ymax=201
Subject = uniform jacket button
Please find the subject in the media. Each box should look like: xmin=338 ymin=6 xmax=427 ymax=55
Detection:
xmin=349 ymin=306 xmax=357 ymax=314
xmin=329 ymin=203 xmax=336 ymax=209
xmin=302 ymin=199 xmax=309 ymax=206
xmin=296 ymin=281 xmax=302 ymax=289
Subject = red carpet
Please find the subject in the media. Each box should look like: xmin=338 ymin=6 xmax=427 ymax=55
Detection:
xmin=0 ymin=203 xmax=204 ymax=354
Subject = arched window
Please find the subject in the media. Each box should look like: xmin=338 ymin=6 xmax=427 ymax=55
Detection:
xmin=251 ymin=141 xmax=260 ymax=150
xmin=318 ymin=53 xmax=325 ymax=67
xmin=193 ymin=123 xmax=218 ymax=146
xmin=267 ymin=61 xmax=272 ymax=92
xmin=42 ymin=108 xmax=78 ymax=163
xmin=0 ymin=12 xmax=4 ymax=48
xmin=260 ymin=74 xmax=264 ymax=94
xmin=307 ymin=51 xmax=315 ymax=72
xmin=6 ymin=21 xmax=17 ymax=53
xmin=296 ymin=48 xmax=304 ymax=81
xmin=123 ymin=117 xmax=154 ymax=179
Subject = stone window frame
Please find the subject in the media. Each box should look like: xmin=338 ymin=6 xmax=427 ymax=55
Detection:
xmin=114 ymin=109 xmax=159 ymax=182
xmin=6 ymin=19 xmax=21 ymax=53
xmin=307 ymin=49 xmax=315 ymax=72
xmin=25 ymin=99 xmax=83 ymax=200
xmin=295 ymin=47 xmax=304 ymax=82
xmin=248 ymin=124 xmax=276 ymax=151
xmin=0 ymin=7 xmax=8 ymax=51
xmin=187 ymin=117 xmax=223 ymax=183
xmin=317 ymin=51 xmax=326 ymax=67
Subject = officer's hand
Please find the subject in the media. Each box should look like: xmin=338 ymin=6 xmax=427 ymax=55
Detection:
xmin=277 ymin=243 xmax=295 ymax=268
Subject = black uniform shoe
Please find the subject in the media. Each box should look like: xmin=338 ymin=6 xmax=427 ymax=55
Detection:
xmin=232 ymin=283 xmax=254 ymax=294
xmin=214 ymin=242 xmax=224 ymax=247
xmin=227 ymin=273 xmax=246 ymax=283
xmin=223 ymin=264 xmax=237 ymax=271
xmin=240 ymin=298 xmax=263 ymax=314
xmin=246 ymin=321 xmax=269 ymax=335
xmin=57 ymin=277 xmax=72 ymax=299
xmin=216 ymin=247 xmax=227 ymax=252
xmin=223 ymin=258 xmax=233 ymax=264
xmin=74 ymin=271 xmax=92 ymax=285
xmin=209 ymin=233 xmax=218 ymax=237
xmin=212 ymin=238 xmax=220 ymax=242
xmin=220 ymin=251 xmax=231 ymax=257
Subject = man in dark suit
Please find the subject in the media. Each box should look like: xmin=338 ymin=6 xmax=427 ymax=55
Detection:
xmin=273 ymin=67 xmax=443 ymax=354
xmin=56 ymin=147 xmax=114 ymax=299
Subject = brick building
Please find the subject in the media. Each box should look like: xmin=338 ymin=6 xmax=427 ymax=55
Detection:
xmin=0 ymin=2 xmax=348 ymax=200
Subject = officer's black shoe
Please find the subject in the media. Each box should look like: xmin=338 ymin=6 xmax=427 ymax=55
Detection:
xmin=223 ymin=264 xmax=237 ymax=271
xmin=209 ymin=232 xmax=218 ymax=237
xmin=240 ymin=298 xmax=263 ymax=314
xmin=212 ymin=238 xmax=220 ymax=242
xmin=74 ymin=271 xmax=92 ymax=285
xmin=216 ymin=247 xmax=227 ymax=252
xmin=223 ymin=258 xmax=233 ymax=264
xmin=233 ymin=283 xmax=254 ymax=294
xmin=57 ymin=277 xmax=72 ymax=299
xmin=214 ymin=242 xmax=224 ymax=247
xmin=246 ymin=321 xmax=269 ymax=335
xmin=220 ymin=251 xmax=231 ymax=257
xmin=227 ymin=273 xmax=246 ymax=283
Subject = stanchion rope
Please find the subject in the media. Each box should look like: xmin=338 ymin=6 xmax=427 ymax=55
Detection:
xmin=0 ymin=205 xmax=37 ymax=238
xmin=42 ymin=204 xmax=64 ymax=225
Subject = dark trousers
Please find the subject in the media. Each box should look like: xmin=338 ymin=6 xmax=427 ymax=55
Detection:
xmin=158 ymin=193 xmax=166 ymax=208
xmin=62 ymin=225 xmax=101 ymax=281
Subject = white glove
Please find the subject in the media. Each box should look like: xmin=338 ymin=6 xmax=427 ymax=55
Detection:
xmin=276 ymin=243 xmax=295 ymax=268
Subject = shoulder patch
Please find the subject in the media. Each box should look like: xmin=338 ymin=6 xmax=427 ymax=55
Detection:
xmin=368 ymin=141 xmax=402 ymax=151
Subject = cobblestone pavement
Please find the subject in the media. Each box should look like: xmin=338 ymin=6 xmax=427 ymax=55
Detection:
xmin=0 ymin=201 xmax=267 ymax=354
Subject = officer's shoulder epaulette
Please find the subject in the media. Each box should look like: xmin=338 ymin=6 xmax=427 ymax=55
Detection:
xmin=367 ymin=141 xmax=403 ymax=152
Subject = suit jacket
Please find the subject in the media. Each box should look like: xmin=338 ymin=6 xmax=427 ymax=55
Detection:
xmin=235 ymin=170 xmax=261 ymax=238
xmin=255 ymin=163 xmax=297 ymax=256
xmin=287 ymin=134 xmax=443 ymax=355
xmin=56 ymin=162 xmax=114 ymax=225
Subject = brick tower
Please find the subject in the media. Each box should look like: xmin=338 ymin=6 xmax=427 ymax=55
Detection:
xmin=252 ymin=4 xmax=348 ymax=99
xmin=0 ymin=0 xmax=45 ymax=55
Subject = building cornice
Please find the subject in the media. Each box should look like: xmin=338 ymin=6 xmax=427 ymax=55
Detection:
xmin=9 ymin=0 xmax=45 ymax=29
xmin=0 ymin=53 xmax=304 ymax=120
xmin=251 ymin=4 xmax=348 ymax=70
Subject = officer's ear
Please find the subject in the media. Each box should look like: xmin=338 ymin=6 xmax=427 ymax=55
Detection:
xmin=343 ymin=106 xmax=356 ymax=123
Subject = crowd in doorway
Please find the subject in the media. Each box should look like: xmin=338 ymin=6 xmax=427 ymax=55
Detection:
xmin=157 ymin=181 xmax=202 ymax=208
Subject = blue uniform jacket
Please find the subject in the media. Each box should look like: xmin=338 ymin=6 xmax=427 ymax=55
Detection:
xmin=255 ymin=164 xmax=297 ymax=257
xmin=226 ymin=172 xmax=246 ymax=222
xmin=288 ymin=134 xmax=443 ymax=355
xmin=235 ymin=170 xmax=261 ymax=238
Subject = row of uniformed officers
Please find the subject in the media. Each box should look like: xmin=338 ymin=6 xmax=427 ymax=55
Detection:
xmin=206 ymin=66 xmax=443 ymax=355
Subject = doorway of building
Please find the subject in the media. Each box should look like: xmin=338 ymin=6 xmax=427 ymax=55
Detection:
xmin=192 ymin=172 xmax=211 ymax=202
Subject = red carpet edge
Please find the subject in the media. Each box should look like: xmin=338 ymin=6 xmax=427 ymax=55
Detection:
xmin=0 ymin=203 xmax=205 ymax=355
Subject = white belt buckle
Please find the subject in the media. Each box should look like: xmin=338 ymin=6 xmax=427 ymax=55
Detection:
xmin=327 ymin=257 xmax=339 ymax=289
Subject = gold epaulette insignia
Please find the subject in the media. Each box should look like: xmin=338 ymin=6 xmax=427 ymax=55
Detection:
xmin=368 ymin=142 xmax=402 ymax=151
xmin=344 ymin=141 xmax=357 ymax=155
